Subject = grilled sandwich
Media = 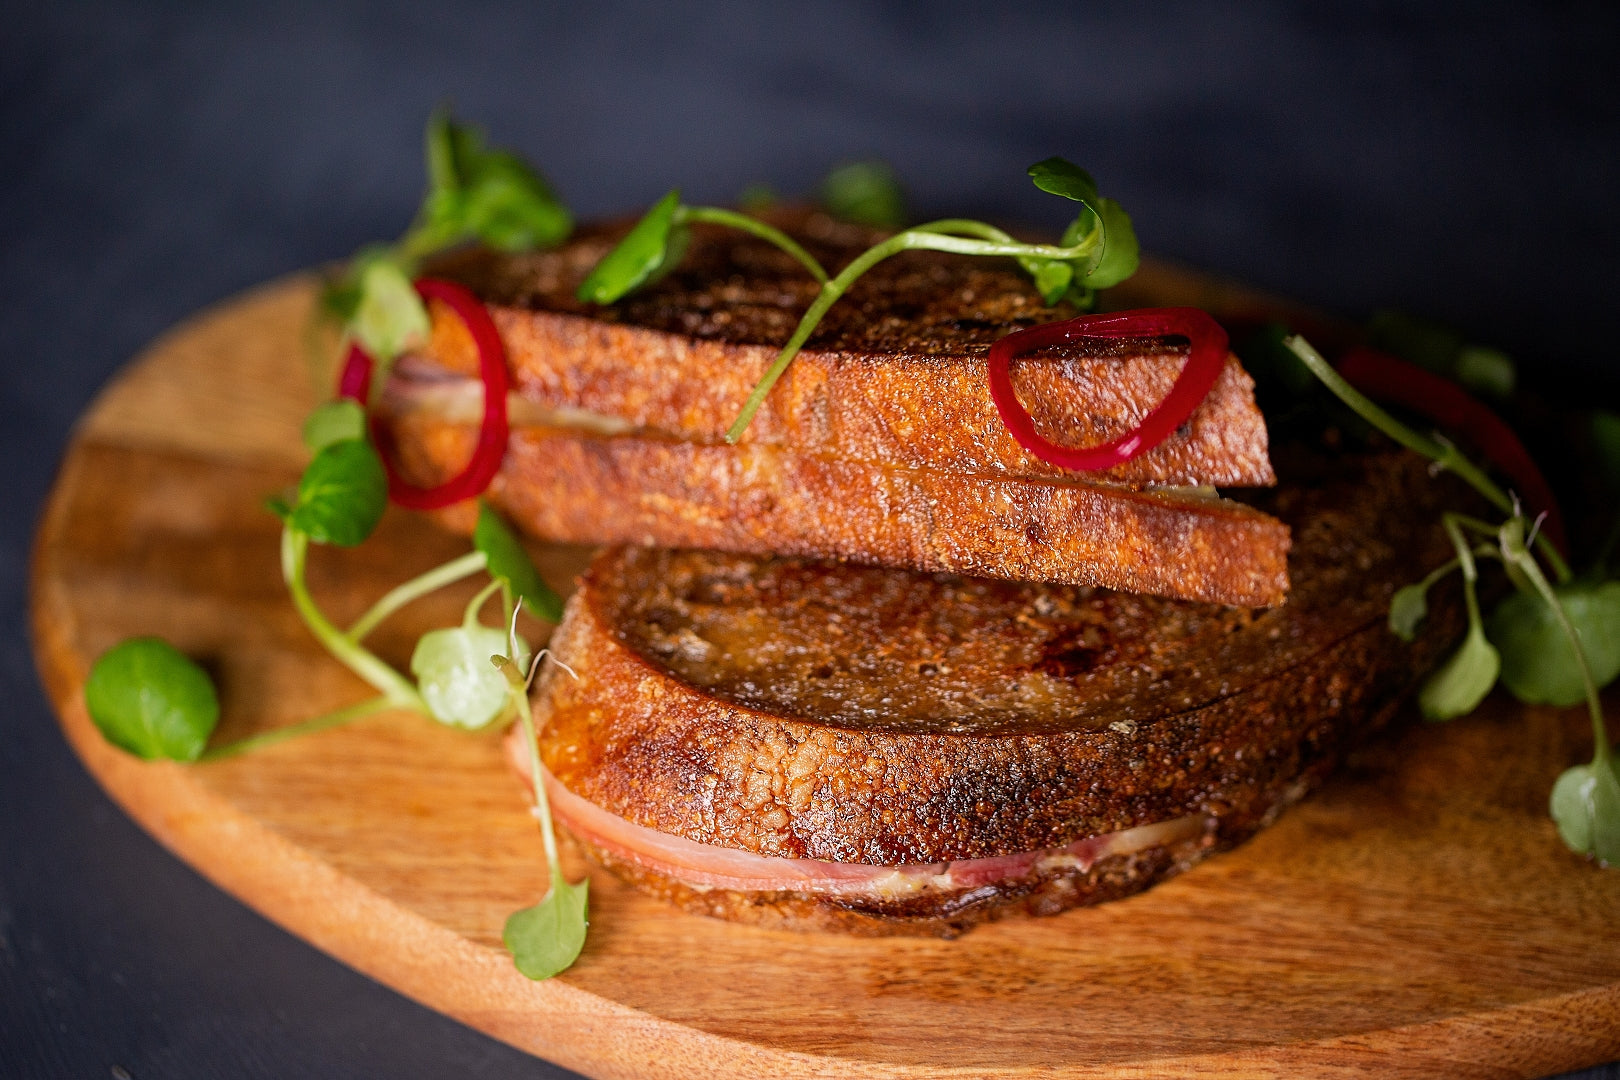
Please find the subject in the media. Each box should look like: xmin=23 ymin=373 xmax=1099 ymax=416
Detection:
xmin=378 ymin=212 xmax=1289 ymax=606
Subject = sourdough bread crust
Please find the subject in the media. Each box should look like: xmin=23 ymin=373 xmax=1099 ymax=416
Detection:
xmin=387 ymin=412 xmax=1291 ymax=606
xmin=419 ymin=215 xmax=1274 ymax=488
xmin=531 ymin=452 xmax=1463 ymax=867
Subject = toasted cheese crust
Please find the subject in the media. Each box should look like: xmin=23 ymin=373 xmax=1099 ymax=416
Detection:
xmin=531 ymin=451 xmax=1463 ymax=870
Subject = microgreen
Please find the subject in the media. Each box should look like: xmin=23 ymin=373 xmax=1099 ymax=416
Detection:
xmin=411 ymin=580 xmax=526 ymax=730
xmin=819 ymin=160 xmax=907 ymax=229
xmin=1550 ymin=759 xmax=1620 ymax=866
xmin=351 ymin=256 xmax=431 ymax=363
xmin=1369 ymin=309 xmax=1518 ymax=400
xmin=575 ymin=190 xmax=828 ymax=306
xmin=85 ymin=638 xmax=219 ymax=761
xmin=1417 ymin=515 xmax=1500 ymax=721
xmin=302 ymin=399 xmax=368 ymax=453
xmin=311 ymin=110 xmax=573 ymax=386
xmin=1389 ymin=558 xmax=1461 ymax=642
xmin=473 ymin=502 xmax=563 ymax=623
xmin=1026 ymin=158 xmax=1140 ymax=291
xmin=578 ymin=158 xmax=1138 ymax=441
xmin=575 ymin=190 xmax=687 ymax=305
xmin=1287 ymin=332 xmax=1618 ymax=866
xmin=504 ymin=878 xmax=590 ymax=981
xmin=416 ymin=109 xmax=572 ymax=255
xmin=497 ymin=605 xmax=588 ymax=979
xmin=1489 ymin=582 xmax=1620 ymax=707
xmin=1593 ymin=411 xmax=1620 ymax=491
xmin=274 ymin=438 xmax=388 ymax=549
xmin=1498 ymin=520 xmax=1620 ymax=865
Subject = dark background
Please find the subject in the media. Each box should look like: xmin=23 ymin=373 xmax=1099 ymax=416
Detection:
xmin=4 ymin=3 xmax=1618 ymax=1078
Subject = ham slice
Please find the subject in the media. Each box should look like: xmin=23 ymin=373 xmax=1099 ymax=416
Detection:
xmin=506 ymin=725 xmax=1209 ymax=900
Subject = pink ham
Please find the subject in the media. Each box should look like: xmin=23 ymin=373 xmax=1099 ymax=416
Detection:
xmin=506 ymin=726 xmax=1210 ymax=900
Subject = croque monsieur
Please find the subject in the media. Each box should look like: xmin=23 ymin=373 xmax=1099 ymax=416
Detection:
xmin=375 ymin=211 xmax=1461 ymax=935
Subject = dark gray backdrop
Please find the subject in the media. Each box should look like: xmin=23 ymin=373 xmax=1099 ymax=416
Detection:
xmin=4 ymin=3 xmax=1618 ymax=1078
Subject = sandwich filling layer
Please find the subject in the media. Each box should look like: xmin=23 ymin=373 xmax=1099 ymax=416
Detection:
xmin=506 ymin=728 xmax=1210 ymax=898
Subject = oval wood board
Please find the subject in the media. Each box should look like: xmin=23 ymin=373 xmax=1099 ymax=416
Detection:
xmin=30 ymin=273 xmax=1620 ymax=1080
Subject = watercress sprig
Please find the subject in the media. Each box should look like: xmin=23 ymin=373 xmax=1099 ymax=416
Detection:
xmin=575 ymin=189 xmax=829 ymax=305
xmin=1286 ymin=334 xmax=1619 ymax=864
xmin=495 ymin=605 xmax=588 ymax=979
xmin=577 ymin=157 xmax=1139 ymax=442
xmin=315 ymin=110 xmax=572 ymax=380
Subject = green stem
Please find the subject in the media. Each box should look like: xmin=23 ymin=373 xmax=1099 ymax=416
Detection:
xmin=463 ymin=576 xmax=504 ymax=629
xmin=724 ymin=221 xmax=1101 ymax=441
xmin=1285 ymin=335 xmax=1573 ymax=584
xmin=512 ymin=668 xmax=563 ymax=883
xmin=282 ymin=528 xmax=425 ymax=710
xmin=199 ymin=696 xmax=394 ymax=762
xmin=1416 ymin=556 xmax=1462 ymax=592
xmin=1443 ymin=514 xmax=1481 ymax=584
xmin=680 ymin=207 xmax=830 ymax=284
xmin=1505 ymin=529 xmax=1611 ymax=766
xmin=346 ymin=550 xmax=488 ymax=643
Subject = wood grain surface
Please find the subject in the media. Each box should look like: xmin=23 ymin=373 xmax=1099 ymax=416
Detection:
xmin=29 ymin=273 xmax=1620 ymax=1079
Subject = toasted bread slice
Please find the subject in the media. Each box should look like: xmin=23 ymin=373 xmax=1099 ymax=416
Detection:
xmin=384 ymin=407 xmax=1291 ymax=607
xmin=416 ymin=213 xmax=1275 ymax=489
xmin=523 ymin=451 xmax=1463 ymax=935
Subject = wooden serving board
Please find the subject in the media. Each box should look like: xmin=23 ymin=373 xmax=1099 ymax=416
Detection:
xmin=30 ymin=274 xmax=1620 ymax=1079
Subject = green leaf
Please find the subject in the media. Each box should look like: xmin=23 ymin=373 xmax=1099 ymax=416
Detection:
xmin=1025 ymin=158 xmax=1138 ymax=292
xmin=1390 ymin=583 xmax=1430 ymax=642
xmin=576 ymin=190 xmax=684 ymax=304
xmin=85 ymin=638 xmax=219 ymax=761
xmin=819 ymin=160 xmax=907 ymax=230
xmin=1084 ymin=197 xmax=1140 ymax=289
xmin=1454 ymin=345 xmax=1515 ymax=399
xmin=1550 ymin=758 xmax=1620 ymax=866
xmin=419 ymin=112 xmax=572 ymax=253
xmin=424 ymin=108 xmax=461 ymax=198
xmin=1489 ymin=582 xmax=1620 ymax=707
xmin=1592 ymin=411 xmax=1620 ymax=495
xmin=352 ymin=257 xmax=430 ymax=362
xmin=302 ymin=400 xmax=368 ymax=453
xmin=288 ymin=439 xmax=388 ymax=547
xmin=504 ymin=877 xmax=589 ymax=980
xmin=459 ymin=153 xmax=573 ymax=252
xmin=1028 ymin=157 xmax=1101 ymax=205
xmin=1019 ymin=257 xmax=1073 ymax=305
xmin=737 ymin=183 xmax=778 ymax=212
xmin=410 ymin=623 xmax=517 ymax=729
xmin=1367 ymin=309 xmax=1463 ymax=376
xmin=473 ymin=503 xmax=564 ymax=623
xmin=1418 ymin=623 xmax=1500 ymax=721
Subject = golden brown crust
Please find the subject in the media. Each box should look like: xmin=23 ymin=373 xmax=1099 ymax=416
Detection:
xmin=532 ymin=452 xmax=1464 ymax=867
xmin=385 ymin=413 xmax=1291 ymax=607
xmin=417 ymin=214 xmax=1275 ymax=489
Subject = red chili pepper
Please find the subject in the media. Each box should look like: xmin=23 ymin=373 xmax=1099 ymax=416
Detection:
xmin=338 ymin=277 xmax=510 ymax=510
xmin=1335 ymin=345 xmax=1566 ymax=552
xmin=987 ymin=307 xmax=1228 ymax=472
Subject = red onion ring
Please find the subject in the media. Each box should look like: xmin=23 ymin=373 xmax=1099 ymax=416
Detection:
xmin=337 ymin=277 xmax=510 ymax=510
xmin=987 ymin=307 xmax=1228 ymax=472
